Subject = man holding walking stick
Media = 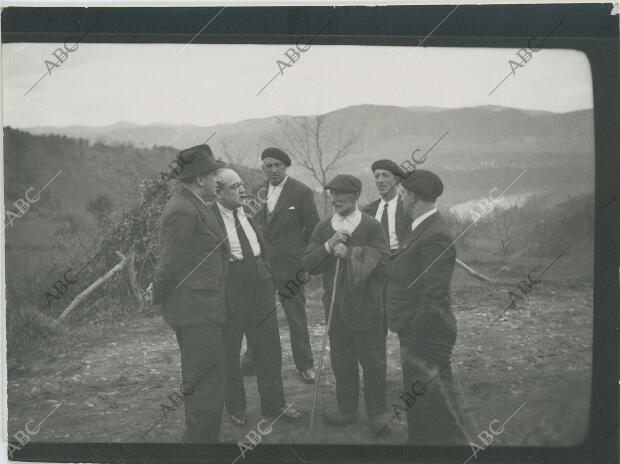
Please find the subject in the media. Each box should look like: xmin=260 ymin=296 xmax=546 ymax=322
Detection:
xmin=303 ymin=174 xmax=391 ymax=436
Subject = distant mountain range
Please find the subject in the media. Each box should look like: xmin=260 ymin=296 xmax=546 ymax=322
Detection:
xmin=8 ymin=103 xmax=593 ymax=218
xmin=23 ymin=104 xmax=594 ymax=166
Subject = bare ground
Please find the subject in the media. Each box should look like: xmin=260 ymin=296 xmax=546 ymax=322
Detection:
xmin=7 ymin=268 xmax=592 ymax=449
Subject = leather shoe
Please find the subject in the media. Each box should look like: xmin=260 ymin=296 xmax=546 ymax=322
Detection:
xmin=369 ymin=414 xmax=392 ymax=437
xmin=230 ymin=412 xmax=247 ymax=427
xmin=299 ymin=368 xmax=316 ymax=384
xmin=265 ymin=405 xmax=303 ymax=423
xmin=322 ymin=410 xmax=358 ymax=426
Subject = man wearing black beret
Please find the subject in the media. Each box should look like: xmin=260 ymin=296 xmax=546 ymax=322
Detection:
xmin=240 ymin=147 xmax=320 ymax=384
xmin=303 ymin=174 xmax=391 ymax=436
xmin=363 ymin=160 xmax=412 ymax=337
xmin=386 ymin=169 xmax=467 ymax=444
xmin=364 ymin=159 xmax=411 ymax=254
xmin=261 ymin=147 xmax=292 ymax=167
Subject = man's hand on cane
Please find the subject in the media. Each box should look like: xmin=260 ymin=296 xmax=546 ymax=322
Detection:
xmin=332 ymin=243 xmax=348 ymax=259
xmin=327 ymin=230 xmax=350 ymax=251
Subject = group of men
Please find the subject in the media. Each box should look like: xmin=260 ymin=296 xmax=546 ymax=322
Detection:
xmin=151 ymin=142 xmax=468 ymax=444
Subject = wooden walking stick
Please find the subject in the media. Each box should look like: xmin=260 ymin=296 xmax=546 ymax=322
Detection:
xmin=310 ymin=257 xmax=342 ymax=434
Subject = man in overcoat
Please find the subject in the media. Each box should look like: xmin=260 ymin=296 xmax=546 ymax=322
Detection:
xmin=152 ymin=144 xmax=228 ymax=442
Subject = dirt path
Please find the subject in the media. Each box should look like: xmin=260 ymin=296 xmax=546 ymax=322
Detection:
xmin=7 ymin=278 xmax=592 ymax=448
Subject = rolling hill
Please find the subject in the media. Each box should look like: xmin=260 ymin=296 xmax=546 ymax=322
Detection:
xmin=23 ymin=104 xmax=594 ymax=170
xmin=7 ymin=103 xmax=595 ymax=241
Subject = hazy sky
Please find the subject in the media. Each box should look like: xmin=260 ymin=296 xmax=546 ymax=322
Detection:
xmin=2 ymin=43 xmax=593 ymax=128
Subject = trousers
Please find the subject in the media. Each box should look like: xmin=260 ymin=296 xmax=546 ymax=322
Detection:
xmin=224 ymin=257 xmax=286 ymax=416
xmin=327 ymin=301 xmax=387 ymax=418
xmin=173 ymin=324 xmax=225 ymax=442
xmin=398 ymin=315 xmax=467 ymax=445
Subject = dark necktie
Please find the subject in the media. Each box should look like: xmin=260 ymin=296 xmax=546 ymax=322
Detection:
xmin=233 ymin=209 xmax=255 ymax=260
xmin=380 ymin=202 xmax=390 ymax=243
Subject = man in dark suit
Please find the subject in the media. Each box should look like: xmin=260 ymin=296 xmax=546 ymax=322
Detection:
xmin=362 ymin=159 xmax=412 ymax=253
xmin=152 ymin=144 xmax=228 ymax=442
xmin=245 ymin=147 xmax=320 ymax=383
xmin=386 ymin=169 xmax=467 ymax=445
xmin=213 ymin=167 xmax=302 ymax=427
xmin=303 ymin=174 xmax=391 ymax=436
xmin=363 ymin=159 xmax=412 ymax=336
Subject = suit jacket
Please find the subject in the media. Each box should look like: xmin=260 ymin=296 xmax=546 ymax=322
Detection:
xmin=362 ymin=196 xmax=412 ymax=248
xmin=303 ymin=213 xmax=389 ymax=330
xmin=385 ymin=211 xmax=457 ymax=334
xmin=253 ymin=177 xmax=320 ymax=280
xmin=153 ymin=188 xmax=230 ymax=327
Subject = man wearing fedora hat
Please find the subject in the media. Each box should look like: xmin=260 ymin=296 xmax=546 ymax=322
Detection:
xmin=387 ymin=169 xmax=468 ymax=445
xmin=241 ymin=147 xmax=320 ymax=384
xmin=152 ymin=144 xmax=229 ymax=442
xmin=303 ymin=174 xmax=391 ymax=436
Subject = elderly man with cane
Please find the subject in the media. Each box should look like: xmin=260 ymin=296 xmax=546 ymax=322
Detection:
xmin=303 ymin=174 xmax=391 ymax=436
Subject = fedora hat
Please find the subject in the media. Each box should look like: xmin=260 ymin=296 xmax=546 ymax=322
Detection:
xmin=176 ymin=144 xmax=225 ymax=180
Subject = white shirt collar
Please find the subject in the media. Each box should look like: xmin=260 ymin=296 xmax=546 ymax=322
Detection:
xmin=379 ymin=194 xmax=399 ymax=208
xmin=268 ymin=176 xmax=288 ymax=190
xmin=410 ymin=208 xmax=438 ymax=233
xmin=216 ymin=201 xmax=240 ymax=217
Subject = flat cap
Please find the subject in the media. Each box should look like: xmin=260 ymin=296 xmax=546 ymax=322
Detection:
xmin=176 ymin=144 xmax=225 ymax=180
xmin=371 ymin=159 xmax=406 ymax=178
xmin=400 ymin=169 xmax=443 ymax=201
xmin=261 ymin=147 xmax=291 ymax=167
xmin=324 ymin=174 xmax=362 ymax=194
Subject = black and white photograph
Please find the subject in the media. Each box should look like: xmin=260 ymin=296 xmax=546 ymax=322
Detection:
xmin=1 ymin=3 xmax=618 ymax=463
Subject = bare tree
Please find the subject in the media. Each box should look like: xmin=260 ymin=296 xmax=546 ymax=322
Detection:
xmin=217 ymin=136 xmax=250 ymax=166
xmin=488 ymin=206 xmax=521 ymax=261
xmin=271 ymin=114 xmax=359 ymax=216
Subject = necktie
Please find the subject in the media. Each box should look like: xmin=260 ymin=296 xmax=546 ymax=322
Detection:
xmin=233 ymin=209 xmax=255 ymax=260
xmin=380 ymin=202 xmax=390 ymax=242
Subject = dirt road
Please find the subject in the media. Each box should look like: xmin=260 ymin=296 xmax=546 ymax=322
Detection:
xmin=7 ymin=274 xmax=592 ymax=448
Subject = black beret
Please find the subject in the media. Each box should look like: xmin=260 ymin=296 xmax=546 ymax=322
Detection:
xmin=324 ymin=174 xmax=362 ymax=194
xmin=400 ymin=169 xmax=444 ymax=201
xmin=176 ymin=144 xmax=225 ymax=180
xmin=371 ymin=159 xmax=406 ymax=178
xmin=261 ymin=147 xmax=291 ymax=167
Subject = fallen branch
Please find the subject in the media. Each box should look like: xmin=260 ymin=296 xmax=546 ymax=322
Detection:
xmin=455 ymin=258 xmax=494 ymax=283
xmin=53 ymin=251 xmax=128 ymax=326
